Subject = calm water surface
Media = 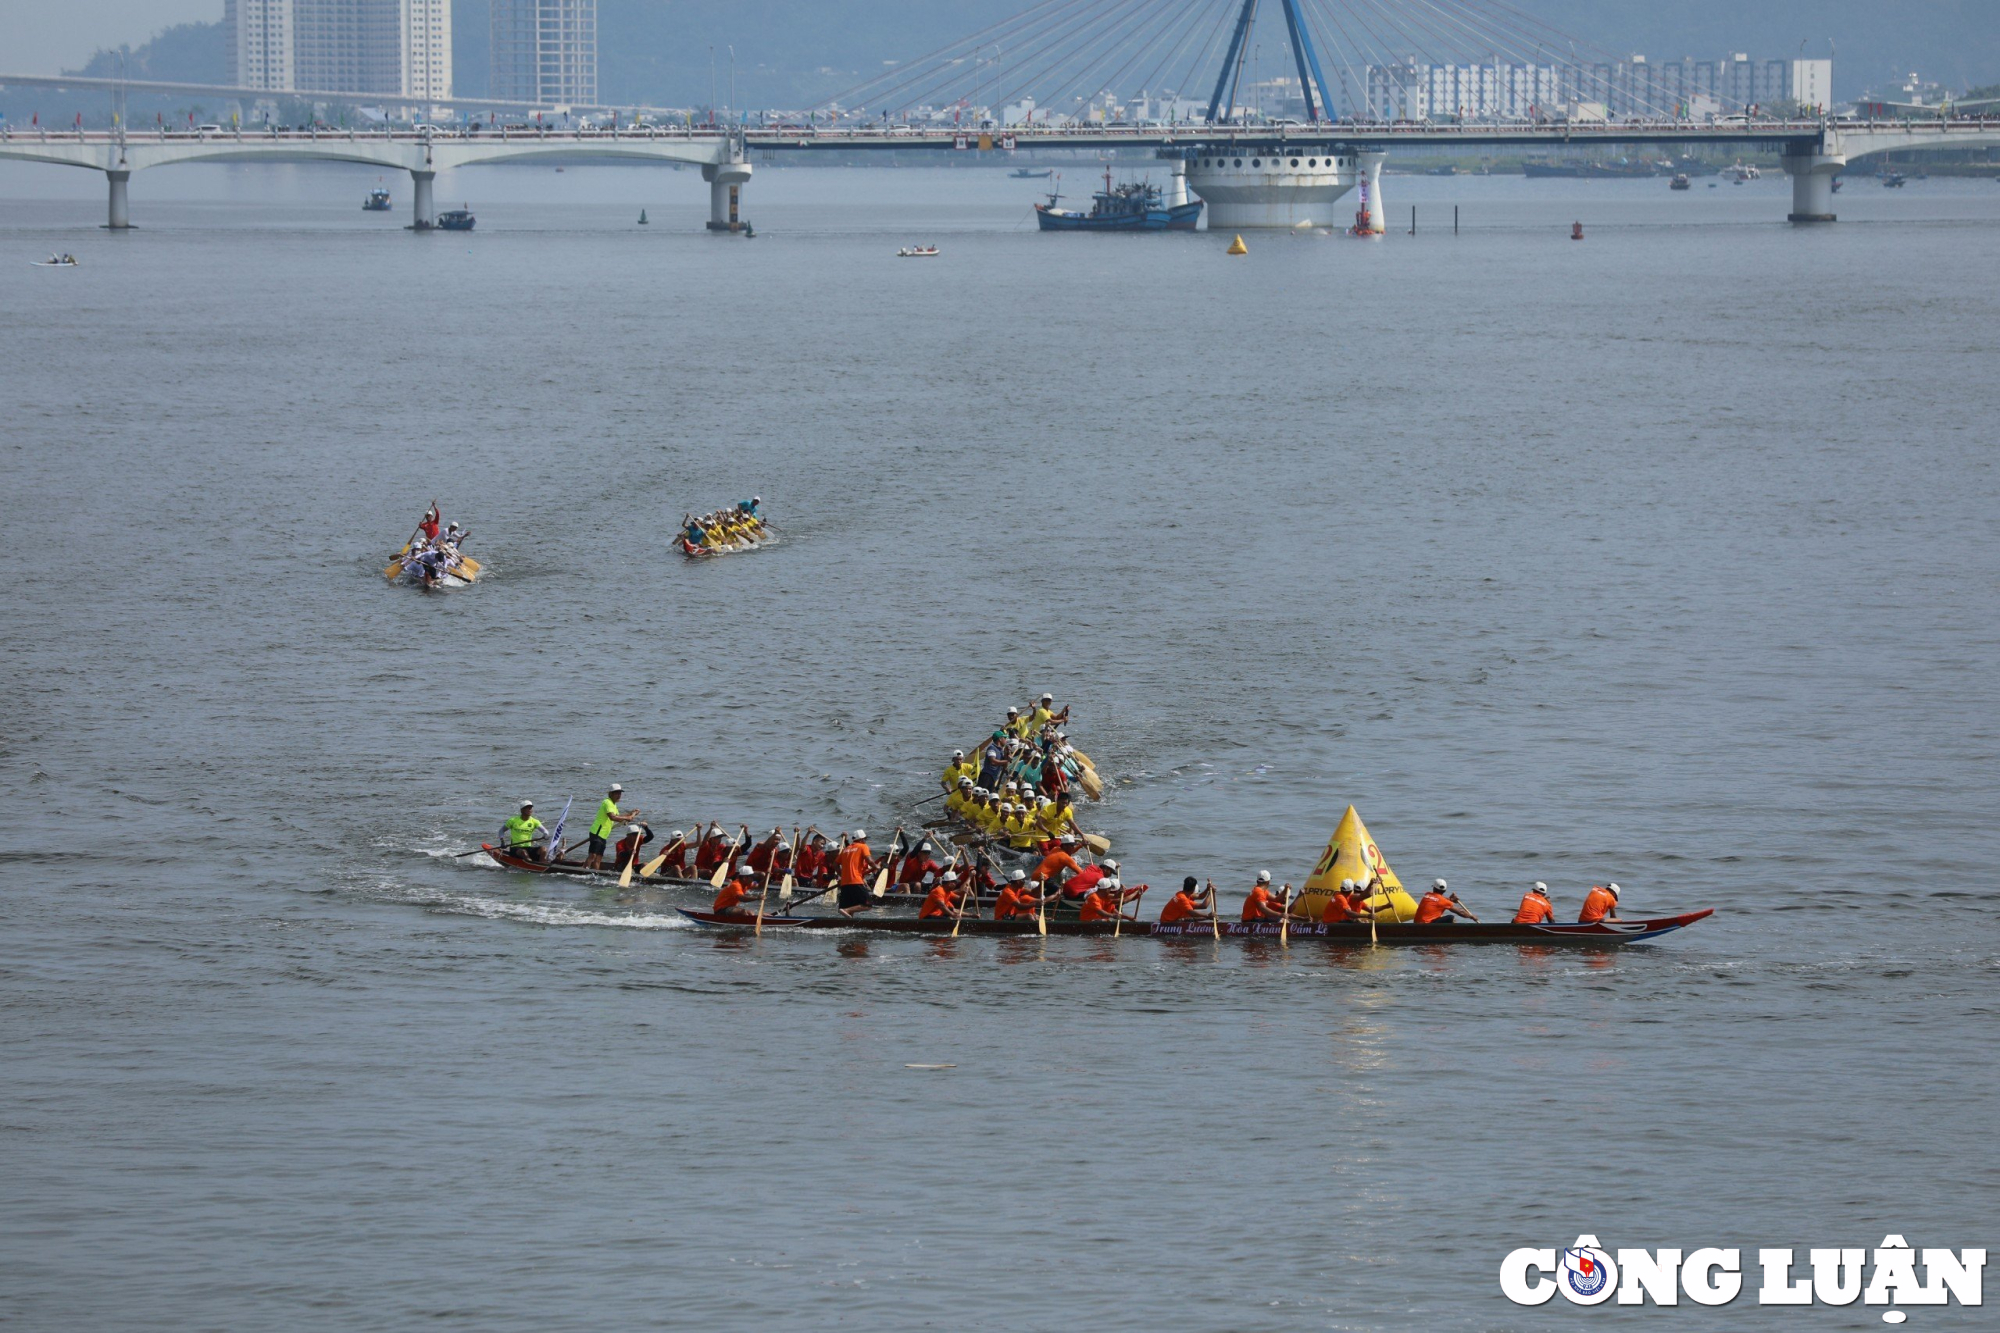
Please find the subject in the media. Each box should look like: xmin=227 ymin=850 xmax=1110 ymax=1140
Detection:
xmin=3 ymin=164 xmax=1997 ymax=1329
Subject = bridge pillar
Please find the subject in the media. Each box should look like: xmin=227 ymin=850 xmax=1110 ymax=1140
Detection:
xmin=1783 ymin=152 xmax=1842 ymax=223
xmin=1355 ymin=152 xmax=1387 ymax=234
xmin=411 ymin=169 xmax=437 ymax=230
xmin=702 ymin=161 xmax=753 ymax=232
xmin=105 ymin=170 xmax=132 ymax=229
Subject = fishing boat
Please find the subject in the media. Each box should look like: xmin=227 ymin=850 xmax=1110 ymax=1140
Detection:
xmin=897 ymin=245 xmax=939 ymax=257
xmin=1009 ymin=167 xmax=1053 ymax=179
xmin=436 ymin=208 xmax=476 ymax=231
xmin=1034 ymin=167 xmax=1202 ymax=231
xmin=1724 ymin=162 xmax=1761 ymax=184
xmin=1669 ymin=174 xmax=1691 ymax=191
xmin=363 ymin=186 xmax=392 ymax=211
xmin=677 ymin=907 xmax=1713 ymax=946
xmin=1882 ymin=172 xmax=1908 ymax=188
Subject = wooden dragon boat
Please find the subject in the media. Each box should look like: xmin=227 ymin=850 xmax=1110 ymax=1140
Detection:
xmin=677 ymin=908 xmax=1714 ymax=946
xmin=479 ymin=843 xmax=935 ymax=900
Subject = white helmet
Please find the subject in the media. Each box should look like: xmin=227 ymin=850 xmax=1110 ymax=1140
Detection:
xmin=1255 ymin=870 xmax=1271 ymax=884
xmin=1009 ymin=869 xmax=1027 ymax=882
xmin=958 ymin=777 xmax=973 ymax=788
xmin=1433 ymin=878 xmax=1447 ymax=891
xmin=1533 ymin=881 xmax=1548 ymax=893
xmin=952 ymin=749 xmax=965 ymax=759
xmin=519 ymin=799 xmax=534 ymax=809
xmin=942 ymin=871 xmax=958 ymax=882
xmin=1606 ymin=882 xmax=1621 ymax=895
xmin=1340 ymin=879 xmax=1355 ymax=891
xmin=1104 ymin=859 xmax=1119 ymax=871
xmin=670 ymin=830 xmax=685 ymax=841
xmin=1041 ymin=693 xmax=1054 ymax=703
xmin=738 ymin=861 xmax=755 ymax=874
xmin=627 ymin=824 xmax=644 ymax=837
xmin=853 ymin=828 xmax=867 ymax=841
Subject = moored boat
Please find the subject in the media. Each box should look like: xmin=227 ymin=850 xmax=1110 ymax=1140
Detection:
xmin=1035 ymin=168 xmax=1202 ymax=232
xmin=363 ymin=186 xmax=392 ymax=211
xmin=436 ymin=208 xmax=476 ymax=231
xmin=678 ymin=907 xmax=1714 ymax=945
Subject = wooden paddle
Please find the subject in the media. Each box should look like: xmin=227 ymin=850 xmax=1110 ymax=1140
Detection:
xmin=1207 ymin=879 xmax=1221 ymax=941
xmin=1279 ymin=883 xmax=1292 ymax=946
xmin=1081 ymin=832 xmax=1111 ymax=855
xmin=754 ymin=832 xmax=788 ymax=937
xmin=949 ymin=848 xmax=974 ymax=938
xmin=871 ymin=826 xmax=903 ymax=900
xmin=780 ymin=826 xmax=815 ymax=904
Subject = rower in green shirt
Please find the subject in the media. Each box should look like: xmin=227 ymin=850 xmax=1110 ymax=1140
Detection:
xmin=503 ymin=800 xmax=548 ymax=863
xmin=585 ymin=783 xmax=641 ymax=871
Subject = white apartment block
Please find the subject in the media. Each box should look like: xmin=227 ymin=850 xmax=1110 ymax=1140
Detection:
xmin=1364 ymin=54 xmax=1835 ymax=121
xmin=232 ymin=0 xmax=450 ymax=102
xmin=490 ymin=0 xmax=597 ymax=106
xmin=226 ymin=0 xmax=295 ymax=92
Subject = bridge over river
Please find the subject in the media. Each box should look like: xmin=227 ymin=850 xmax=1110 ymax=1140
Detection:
xmin=3 ymin=118 xmax=1997 ymax=232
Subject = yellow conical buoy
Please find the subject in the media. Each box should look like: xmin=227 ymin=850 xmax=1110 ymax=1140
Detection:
xmin=1226 ymin=233 xmax=1248 ymax=255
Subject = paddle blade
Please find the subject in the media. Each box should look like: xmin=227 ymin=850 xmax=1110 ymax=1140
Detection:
xmin=779 ymin=873 xmax=794 ymax=903
xmin=618 ymin=848 xmax=639 ymax=888
xmin=1082 ymin=833 xmax=1111 ymax=855
xmin=638 ymin=850 xmax=669 ymax=879
xmin=710 ymin=861 xmax=729 ymax=888
xmin=872 ymin=867 xmax=890 ymax=899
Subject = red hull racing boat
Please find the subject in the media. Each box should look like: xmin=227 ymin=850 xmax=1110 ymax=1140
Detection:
xmin=677 ymin=908 xmax=1713 ymax=946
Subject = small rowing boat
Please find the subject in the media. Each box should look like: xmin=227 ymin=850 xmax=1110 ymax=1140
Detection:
xmin=897 ymin=245 xmax=939 ymax=257
xmin=678 ymin=908 xmax=1714 ymax=946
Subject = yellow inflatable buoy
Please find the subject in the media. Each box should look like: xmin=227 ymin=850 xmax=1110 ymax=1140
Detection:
xmin=1226 ymin=234 xmax=1248 ymax=255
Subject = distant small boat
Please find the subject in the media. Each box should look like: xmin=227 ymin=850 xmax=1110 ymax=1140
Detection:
xmin=1009 ymin=167 xmax=1052 ymax=179
xmin=638 ymin=209 xmax=649 ymax=224
xmin=436 ymin=208 xmax=476 ymax=231
xmin=1669 ymin=173 xmax=1691 ymax=191
xmin=1570 ymin=221 xmax=1584 ymax=240
xmin=1882 ymin=172 xmax=1907 ymax=188
xmin=363 ymin=186 xmax=392 ymax=211
xmin=33 ymin=254 xmax=79 ymax=267
xmin=1725 ymin=162 xmax=1760 ymax=184
xmin=897 ymin=245 xmax=939 ymax=257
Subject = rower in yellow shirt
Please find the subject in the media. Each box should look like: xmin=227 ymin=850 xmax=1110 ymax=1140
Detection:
xmin=945 ymin=778 xmax=975 ymax=820
xmin=1040 ymin=792 xmax=1080 ymax=841
xmin=1006 ymin=804 xmax=1040 ymax=851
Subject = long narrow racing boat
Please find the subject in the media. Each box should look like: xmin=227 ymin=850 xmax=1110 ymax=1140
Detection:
xmin=480 ymin=842 xmax=933 ymax=901
xmin=677 ymin=908 xmax=1714 ymax=946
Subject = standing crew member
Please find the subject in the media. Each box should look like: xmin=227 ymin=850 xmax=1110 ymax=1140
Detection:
xmin=836 ymin=829 xmax=875 ymax=917
xmin=502 ymin=800 xmax=546 ymax=863
xmin=1578 ymin=883 xmax=1621 ymax=924
xmin=1240 ymin=871 xmax=1287 ymax=922
xmin=1513 ymin=882 xmax=1556 ymax=924
xmin=585 ymin=784 xmax=641 ymax=871
xmin=1413 ymin=878 xmax=1479 ymax=924
xmin=419 ymin=504 xmax=440 ymax=541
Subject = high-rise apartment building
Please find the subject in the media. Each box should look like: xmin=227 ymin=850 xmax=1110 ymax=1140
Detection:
xmin=1364 ymin=53 xmax=1833 ymax=121
xmin=491 ymin=0 xmax=598 ymax=106
xmin=288 ymin=0 xmax=451 ymax=101
xmin=226 ymin=0 xmax=295 ymax=92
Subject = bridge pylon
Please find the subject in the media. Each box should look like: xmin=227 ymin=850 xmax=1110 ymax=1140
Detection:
xmin=104 ymin=170 xmax=132 ymax=229
xmin=1783 ymin=140 xmax=1844 ymax=224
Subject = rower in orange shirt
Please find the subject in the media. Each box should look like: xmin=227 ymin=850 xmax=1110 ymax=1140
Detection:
xmin=1578 ymin=882 xmax=1621 ymax=923
xmin=1078 ymin=884 xmax=1134 ymax=923
xmin=1033 ymin=837 xmax=1083 ymax=891
xmin=1159 ymin=877 xmax=1210 ymax=924
xmin=1239 ymin=870 xmax=1288 ymax=922
xmin=712 ymin=862 xmax=758 ymax=915
xmin=1413 ymin=878 xmax=1479 ymax=924
xmin=918 ymin=874 xmax=965 ymax=920
xmin=1513 ymin=882 xmax=1555 ymax=924
xmin=1320 ymin=879 xmax=1367 ymax=924
xmin=992 ymin=870 xmax=1043 ymax=921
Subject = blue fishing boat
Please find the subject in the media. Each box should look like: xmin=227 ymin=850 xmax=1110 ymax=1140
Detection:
xmin=1034 ymin=167 xmax=1202 ymax=232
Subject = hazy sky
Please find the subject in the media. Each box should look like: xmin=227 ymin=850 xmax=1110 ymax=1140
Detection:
xmin=12 ymin=2 xmax=217 ymax=72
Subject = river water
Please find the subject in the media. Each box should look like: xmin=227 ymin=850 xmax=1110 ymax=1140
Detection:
xmin=3 ymin=163 xmax=1997 ymax=1329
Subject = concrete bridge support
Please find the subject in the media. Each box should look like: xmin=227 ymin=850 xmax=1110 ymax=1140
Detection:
xmin=1784 ymin=152 xmax=1843 ymax=223
xmin=105 ymin=170 xmax=131 ymax=229
xmin=410 ymin=170 xmax=437 ymax=230
xmin=702 ymin=160 xmax=752 ymax=232
xmin=1355 ymin=152 xmax=1387 ymax=234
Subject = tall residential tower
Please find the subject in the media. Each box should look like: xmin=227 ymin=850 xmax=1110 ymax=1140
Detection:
xmin=491 ymin=0 xmax=598 ymax=106
xmin=225 ymin=0 xmax=296 ymax=92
